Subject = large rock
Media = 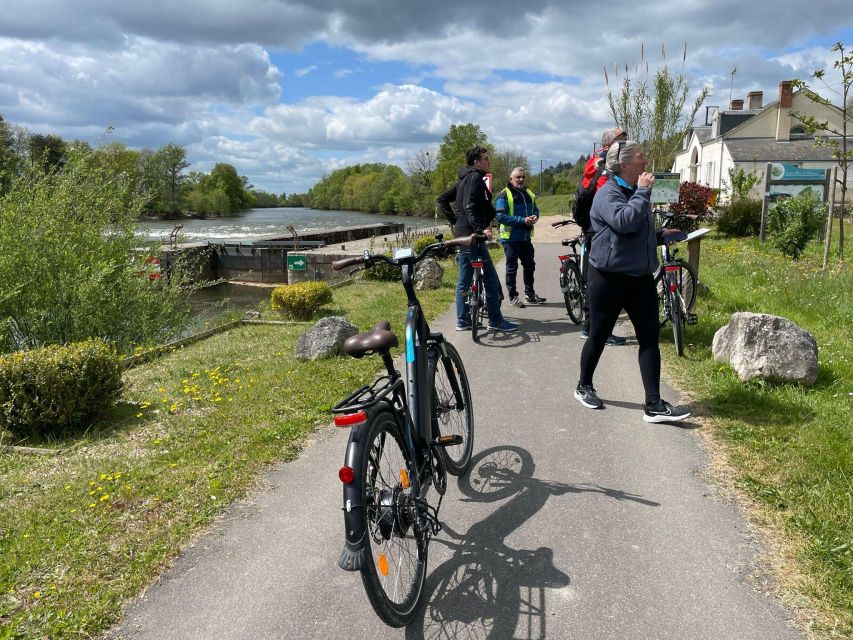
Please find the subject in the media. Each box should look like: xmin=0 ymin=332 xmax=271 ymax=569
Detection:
xmin=712 ymin=312 xmax=818 ymax=385
xmin=414 ymin=257 xmax=444 ymax=290
xmin=295 ymin=316 xmax=358 ymax=361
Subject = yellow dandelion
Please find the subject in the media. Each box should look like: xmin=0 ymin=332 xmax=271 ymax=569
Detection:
xmin=33 ymin=591 xmax=41 ymax=599
xmin=136 ymin=412 xmax=143 ymax=418
xmin=158 ymin=387 xmax=166 ymax=393
xmin=170 ymin=404 xmax=177 ymax=411
xmin=70 ymin=508 xmax=77 ymax=513
xmin=89 ymin=481 xmax=95 ymax=485
xmin=99 ymin=473 xmax=107 ymax=480
xmin=228 ymin=397 xmax=233 ymax=402
xmin=23 ymin=534 xmax=30 ymax=538
xmin=115 ymin=473 xmax=122 ymax=479
xmin=100 ymin=494 xmax=110 ymax=501
xmin=182 ymin=379 xmax=188 ymax=384
xmin=89 ymin=503 xmax=96 ymax=508
xmin=89 ymin=490 xmax=95 ymax=495
xmin=170 ymin=463 xmax=177 ymax=468
xmin=64 ymin=485 xmax=70 ymax=491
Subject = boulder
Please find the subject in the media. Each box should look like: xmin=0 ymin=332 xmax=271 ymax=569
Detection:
xmin=414 ymin=257 xmax=444 ymax=291
xmin=295 ymin=316 xmax=358 ymax=361
xmin=712 ymin=312 xmax=818 ymax=385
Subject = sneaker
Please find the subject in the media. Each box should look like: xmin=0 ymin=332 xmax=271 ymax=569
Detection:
xmin=605 ymin=334 xmax=627 ymax=346
xmin=455 ymin=322 xmax=472 ymax=331
xmin=574 ymin=384 xmax=603 ymax=409
xmin=580 ymin=329 xmax=589 ymax=339
xmin=525 ymin=293 xmax=547 ymax=304
xmin=487 ymin=319 xmax=518 ymax=332
xmin=509 ymin=296 xmax=526 ymax=308
xmin=643 ymin=399 xmax=691 ymax=423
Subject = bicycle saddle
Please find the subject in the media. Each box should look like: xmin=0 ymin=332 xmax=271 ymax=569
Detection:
xmin=343 ymin=320 xmax=399 ymax=358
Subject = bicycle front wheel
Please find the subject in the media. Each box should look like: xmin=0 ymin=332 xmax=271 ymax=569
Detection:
xmin=562 ymin=259 xmax=584 ymax=324
xmin=429 ymin=342 xmax=474 ymax=475
xmin=358 ymin=411 xmax=426 ymax=627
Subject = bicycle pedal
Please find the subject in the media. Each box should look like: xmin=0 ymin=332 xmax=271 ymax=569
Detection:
xmin=687 ymin=313 xmax=698 ymax=325
xmin=434 ymin=435 xmax=463 ymax=447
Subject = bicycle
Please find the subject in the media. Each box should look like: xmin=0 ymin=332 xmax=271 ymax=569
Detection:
xmin=550 ymin=218 xmax=585 ymax=324
xmin=468 ymin=257 xmax=488 ymax=342
xmin=331 ymin=234 xmax=477 ymax=627
xmin=654 ymin=211 xmax=698 ymax=356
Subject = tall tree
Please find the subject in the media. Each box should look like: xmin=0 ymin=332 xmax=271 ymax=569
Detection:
xmin=605 ymin=43 xmax=709 ymax=172
xmin=155 ymin=143 xmax=190 ymax=215
xmin=792 ymin=41 xmax=852 ymax=264
xmin=490 ymin=147 xmax=529 ymax=194
xmin=405 ymin=147 xmax=437 ymax=215
xmin=432 ymin=123 xmax=492 ymax=196
xmin=208 ymin=162 xmax=247 ymax=212
xmin=0 ymin=114 xmax=20 ymax=195
xmin=29 ymin=133 xmax=67 ymax=173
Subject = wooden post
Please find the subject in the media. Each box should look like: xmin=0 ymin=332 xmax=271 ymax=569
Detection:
xmin=759 ymin=162 xmax=772 ymax=242
xmin=823 ymin=166 xmax=838 ymax=269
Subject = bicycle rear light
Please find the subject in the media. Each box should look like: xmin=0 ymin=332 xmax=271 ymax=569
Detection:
xmin=339 ymin=466 xmax=355 ymax=484
xmin=471 ymin=261 xmax=484 ymax=268
xmin=670 ymin=283 xmax=678 ymax=292
xmin=558 ymin=255 xmax=570 ymax=261
xmin=665 ymin=265 xmax=680 ymax=272
xmin=334 ymin=411 xmax=367 ymax=427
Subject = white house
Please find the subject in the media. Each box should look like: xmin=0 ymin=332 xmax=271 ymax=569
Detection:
xmin=672 ymin=81 xmax=852 ymax=202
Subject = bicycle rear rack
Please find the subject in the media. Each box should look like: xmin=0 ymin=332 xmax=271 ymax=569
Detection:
xmin=332 ymin=375 xmax=402 ymax=413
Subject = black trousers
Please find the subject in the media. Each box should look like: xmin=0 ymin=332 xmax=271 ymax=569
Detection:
xmin=578 ymin=265 xmax=661 ymax=404
xmin=582 ymin=230 xmax=593 ymax=332
xmin=503 ymin=241 xmax=535 ymax=299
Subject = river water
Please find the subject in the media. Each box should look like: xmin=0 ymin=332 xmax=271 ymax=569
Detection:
xmin=141 ymin=207 xmax=438 ymax=242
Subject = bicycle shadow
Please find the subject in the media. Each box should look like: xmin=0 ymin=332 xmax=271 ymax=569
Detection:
xmin=405 ymin=446 xmax=659 ymax=639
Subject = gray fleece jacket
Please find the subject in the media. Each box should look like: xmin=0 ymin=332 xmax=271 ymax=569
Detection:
xmin=588 ymin=176 xmax=661 ymax=277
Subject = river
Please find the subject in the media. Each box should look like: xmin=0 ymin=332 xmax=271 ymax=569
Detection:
xmin=141 ymin=207 xmax=439 ymax=242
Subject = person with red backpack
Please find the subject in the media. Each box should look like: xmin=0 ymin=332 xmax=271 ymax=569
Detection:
xmin=575 ymin=127 xmax=628 ymax=345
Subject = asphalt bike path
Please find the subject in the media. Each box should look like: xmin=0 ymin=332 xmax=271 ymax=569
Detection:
xmin=106 ymin=240 xmax=800 ymax=640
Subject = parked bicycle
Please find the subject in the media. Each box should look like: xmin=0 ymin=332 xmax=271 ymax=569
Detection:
xmin=653 ymin=211 xmax=698 ymax=356
xmin=551 ymin=218 xmax=586 ymax=324
xmin=331 ymin=235 xmax=476 ymax=627
xmin=468 ymin=257 xmax=488 ymax=342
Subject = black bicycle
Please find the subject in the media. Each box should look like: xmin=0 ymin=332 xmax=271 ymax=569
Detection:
xmin=468 ymin=257 xmax=488 ymax=342
xmin=654 ymin=212 xmax=698 ymax=356
xmin=551 ymin=219 xmax=585 ymax=324
xmin=331 ymin=235 xmax=476 ymax=627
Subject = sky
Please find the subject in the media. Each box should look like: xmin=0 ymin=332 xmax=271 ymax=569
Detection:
xmin=1 ymin=1 xmax=851 ymax=196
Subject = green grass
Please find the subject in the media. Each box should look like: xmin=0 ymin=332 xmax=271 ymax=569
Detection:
xmin=0 ymin=255 xmax=475 ymax=639
xmin=660 ymin=231 xmax=852 ymax=637
xmin=535 ymin=194 xmax=573 ymax=216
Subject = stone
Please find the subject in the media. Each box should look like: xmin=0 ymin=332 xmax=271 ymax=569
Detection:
xmin=712 ymin=312 xmax=818 ymax=385
xmin=295 ymin=316 xmax=358 ymax=361
xmin=414 ymin=257 xmax=444 ymax=291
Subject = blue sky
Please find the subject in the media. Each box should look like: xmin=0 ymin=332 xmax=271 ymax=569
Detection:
xmin=0 ymin=1 xmax=851 ymax=195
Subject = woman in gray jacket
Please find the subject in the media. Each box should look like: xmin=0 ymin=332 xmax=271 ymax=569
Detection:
xmin=573 ymin=140 xmax=690 ymax=423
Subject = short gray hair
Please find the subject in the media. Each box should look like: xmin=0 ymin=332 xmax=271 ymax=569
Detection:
xmin=605 ymin=140 xmax=641 ymax=174
xmin=510 ymin=166 xmax=526 ymax=177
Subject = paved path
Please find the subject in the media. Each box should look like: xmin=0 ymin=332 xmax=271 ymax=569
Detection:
xmin=107 ymin=239 xmax=800 ymax=640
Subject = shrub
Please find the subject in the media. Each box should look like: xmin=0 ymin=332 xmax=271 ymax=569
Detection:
xmin=0 ymin=340 xmax=123 ymax=438
xmin=717 ymin=198 xmax=762 ymax=237
xmin=671 ymin=181 xmax=714 ymax=232
xmin=414 ymin=235 xmax=437 ymax=255
xmin=766 ymin=193 xmax=825 ymax=259
xmin=270 ymin=281 xmax=333 ymax=320
xmin=364 ymin=255 xmax=399 ymax=281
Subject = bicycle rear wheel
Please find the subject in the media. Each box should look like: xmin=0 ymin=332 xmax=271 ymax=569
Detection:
xmin=562 ymin=259 xmax=584 ymax=324
xmin=671 ymin=291 xmax=685 ymax=356
xmin=357 ymin=411 xmax=426 ymax=627
xmin=470 ymin=270 xmax=485 ymax=343
xmin=654 ymin=260 xmax=697 ymax=324
xmin=429 ymin=342 xmax=474 ymax=475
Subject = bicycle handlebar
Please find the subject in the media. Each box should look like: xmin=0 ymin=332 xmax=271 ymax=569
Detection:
xmin=331 ymin=233 xmax=485 ymax=271
xmin=551 ymin=219 xmax=576 ymax=228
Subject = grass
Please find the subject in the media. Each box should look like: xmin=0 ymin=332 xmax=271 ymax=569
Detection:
xmin=535 ymin=194 xmax=573 ymax=216
xmin=659 ymin=230 xmax=852 ymax=638
xmin=0 ymin=252 xmax=481 ymax=639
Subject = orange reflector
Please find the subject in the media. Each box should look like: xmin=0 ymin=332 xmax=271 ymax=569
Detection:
xmin=334 ymin=411 xmax=367 ymax=427
xmin=339 ymin=466 xmax=355 ymax=484
xmin=400 ymin=469 xmax=409 ymax=488
xmin=471 ymin=261 xmax=484 ymax=268
xmin=558 ymin=255 xmax=570 ymax=261
xmin=377 ymin=553 xmax=389 ymax=576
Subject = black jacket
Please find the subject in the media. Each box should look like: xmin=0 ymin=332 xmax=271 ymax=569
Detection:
xmin=436 ymin=166 xmax=494 ymax=238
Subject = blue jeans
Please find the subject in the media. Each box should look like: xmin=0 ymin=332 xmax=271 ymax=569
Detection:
xmin=456 ymin=242 xmax=504 ymax=325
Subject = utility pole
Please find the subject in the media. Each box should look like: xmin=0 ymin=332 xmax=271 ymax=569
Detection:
xmin=540 ymin=159 xmax=544 ymax=194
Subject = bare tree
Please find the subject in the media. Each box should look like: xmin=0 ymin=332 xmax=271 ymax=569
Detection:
xmin=490 ymin=147 xmax=529 ymax=194
xmin=405 ymin=147 xmax=438 ymax=215
xmin=605 ymin=43 xmax=710 ymax=172
xmin=792 ymin=41 xmax=852 ymax=264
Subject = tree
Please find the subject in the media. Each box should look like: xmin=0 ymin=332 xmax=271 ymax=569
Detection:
xmin=405 ymin=147 xmax=437 ymax=215
xmin=29 ymin=133 xmax=67 ymax=173
xmin=605 ymin=43 xmax=710 ymax=172
xmin=490 ymin=147 xmax=529 ymax=194
xmin=791 ymin=41 xmax=852 ymax=264
xmin=432 ymin=123 xmax=492 ymax=196
xmin=155 ymin=143 xmax=190 ymax=215
xmin=208 ymin=162 xmax=248 ymax=212
xmin=0 ymin=114 xmax=20 ymax=196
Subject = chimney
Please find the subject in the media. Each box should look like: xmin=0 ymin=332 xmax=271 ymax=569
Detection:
xmin=730 ymin=99 xmax=744 ymax=110
xmin=747 ymin=91 xmax=763 ymax=110
xmin=776 ymin=80 xmax=793 ymax=141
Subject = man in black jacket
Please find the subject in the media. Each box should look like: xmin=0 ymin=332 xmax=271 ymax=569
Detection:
xmin=436 ymin=146 xmax=517 ymax=332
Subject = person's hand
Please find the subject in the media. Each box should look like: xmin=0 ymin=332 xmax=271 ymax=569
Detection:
xmin=638 ymin=172 xmax=655 ymax=189
xmin=484 ymin=229 xmax=493 ymax=240
xmin=524 ymin=216 xmax=536 ymax=226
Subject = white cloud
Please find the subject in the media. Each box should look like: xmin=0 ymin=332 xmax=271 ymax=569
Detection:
xmin=295 ymin=65 xmax=318 ymax=77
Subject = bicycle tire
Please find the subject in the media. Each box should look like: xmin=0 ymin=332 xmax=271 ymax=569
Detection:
xmin=470 ymin=270 xmax=484 ymax=343
xmin=671 ymin=290 xmax=685 ymax=356
xmin=429 ymin=342 xmax=474 ymax=476
xmin=357 ymin=411 xmax=427 ymax=627
xmin=654 ymin=259 xmax=697 ymax=324
xmin=562 ymin=259 xmax=584 ymax=324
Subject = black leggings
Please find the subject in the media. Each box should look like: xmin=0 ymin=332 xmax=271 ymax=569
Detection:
xmin=578 ymin=265 xmax=661 ymax=404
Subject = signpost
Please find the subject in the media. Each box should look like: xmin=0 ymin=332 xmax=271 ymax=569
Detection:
xmin=651 ymin=173 xmax=681 ymax=204
xmin=287 ymin=254 xmax=307 ymax=271
xmin=760 ymin=163 xmax=831 ymax=242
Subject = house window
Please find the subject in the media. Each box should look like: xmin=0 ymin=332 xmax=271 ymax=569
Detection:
xmin=790 ymin=126 xmax=809 ymax=138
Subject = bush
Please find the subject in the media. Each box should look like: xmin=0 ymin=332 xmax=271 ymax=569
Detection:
xmin=766 ymin=193 xmax=825 ymax=259
xmin=414 ymin=235 xmax=437 ymax=255
xmin=0 ymin=340 xmax=123 ymax=438
xmin=270 ymin=281 xmax=333 ymax=320
xmin=671 ymin=181 xmax=714 ymax=232
xmin=717 ymin=198 xmax=762 ymax=237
